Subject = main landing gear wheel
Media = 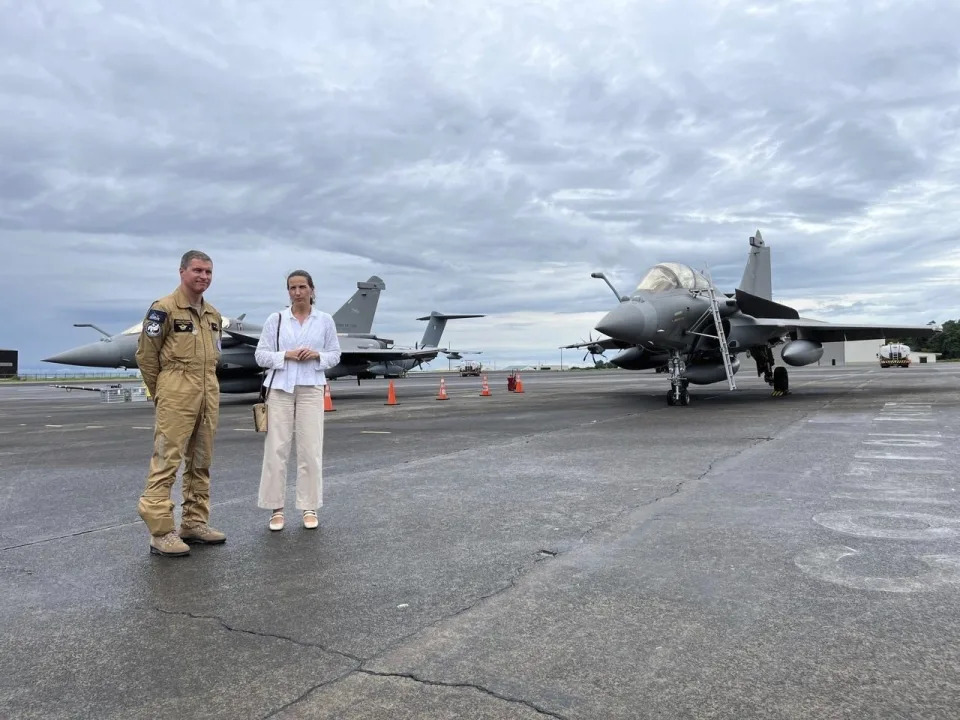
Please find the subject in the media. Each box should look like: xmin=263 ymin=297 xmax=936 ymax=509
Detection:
xmin=772 ymin=366 xmax=789 ymax=397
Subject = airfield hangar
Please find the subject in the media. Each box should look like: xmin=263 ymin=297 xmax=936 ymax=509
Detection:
xmin=0 ymin=349 xmax=17 ymax=378
xmin=777 ymin=340 xmax=937 ymax=367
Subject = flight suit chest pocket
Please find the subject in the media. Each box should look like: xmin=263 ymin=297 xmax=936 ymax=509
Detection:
xmin=209 ymin=320 xmax=222 ymax=359
xmin=169 ymin=317 xmax=197 ymax=360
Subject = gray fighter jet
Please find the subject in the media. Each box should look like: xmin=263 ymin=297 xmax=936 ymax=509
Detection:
xmin=361 ymin=313 xmax=485 ymax=378
xmin=225 ymin=310 xmax=484 ymax=384
xmin=45 ymin=276 xmax=481 ymax=392
xmin=564 ymin=231 xmax=940 ymax=406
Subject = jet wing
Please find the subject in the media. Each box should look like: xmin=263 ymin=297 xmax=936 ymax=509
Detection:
xmin=226 ymin=329 xmax=441 ymax=361
xmin=748 ymin=318 xmax=939 ymax=343
xmin=340 ymin=348 xmax=441 ymax=362
xmin=224 ymin=328 xmax=261 ymax=345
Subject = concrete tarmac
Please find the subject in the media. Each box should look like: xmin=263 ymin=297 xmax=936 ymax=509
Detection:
xmin=1 ymin=366 xmax=959 ymax=719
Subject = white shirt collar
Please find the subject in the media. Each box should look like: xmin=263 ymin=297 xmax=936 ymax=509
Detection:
xmin=282 ymin=305 xmax=319 ymax=320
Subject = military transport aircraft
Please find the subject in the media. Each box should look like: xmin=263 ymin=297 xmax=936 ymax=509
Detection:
xmin=45 ymin=276 xmax=482 ymax=392
xmin=564 ymin=231 xmax=940 ymax=406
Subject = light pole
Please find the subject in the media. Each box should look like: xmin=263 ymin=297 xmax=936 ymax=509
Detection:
xmin=559 ymin=346 xmax=563 ymax=371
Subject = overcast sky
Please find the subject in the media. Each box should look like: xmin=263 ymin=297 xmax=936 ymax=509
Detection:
xmin=2 ymin=0 xmax=957 ymax=370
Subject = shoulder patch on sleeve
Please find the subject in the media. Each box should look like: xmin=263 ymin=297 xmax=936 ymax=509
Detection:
xmin=145 ymin=322 xmax=162 ymax=337
xmin=147 ymin=308 xmax=168 ymax=324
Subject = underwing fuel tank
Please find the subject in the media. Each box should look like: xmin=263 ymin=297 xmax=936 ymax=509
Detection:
xmin=685 ymin=357 xmax=741 ymax=385
xmin=781 ymin=339 xmax=824 ymax=367
xmin=610 ymin=347 xmax=670 ymax=370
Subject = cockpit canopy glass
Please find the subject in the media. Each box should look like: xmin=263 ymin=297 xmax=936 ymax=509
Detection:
xmin=634 ymin=263 xmax=710 ymax=293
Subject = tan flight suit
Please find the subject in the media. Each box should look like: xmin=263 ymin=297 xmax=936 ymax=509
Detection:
xmin=135 ymin=286 xmax=222 ymax=536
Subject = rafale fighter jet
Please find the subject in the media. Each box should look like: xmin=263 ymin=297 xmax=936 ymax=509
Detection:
xmin=564 ymin=231 xmax=939 ymax=406
xmin=45 ymin=276 xmax=482 ymax=392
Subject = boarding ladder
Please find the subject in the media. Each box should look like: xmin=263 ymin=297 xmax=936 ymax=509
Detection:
xmin=705 ymin=284 xmax=737 ymax=390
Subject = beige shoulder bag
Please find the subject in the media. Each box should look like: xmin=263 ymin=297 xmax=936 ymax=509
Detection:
xmin=252 ymin=313 xmax=281 ymax=432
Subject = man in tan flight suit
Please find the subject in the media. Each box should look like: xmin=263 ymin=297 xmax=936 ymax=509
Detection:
xmin=136 ymin=250 xmax=227 ymax=557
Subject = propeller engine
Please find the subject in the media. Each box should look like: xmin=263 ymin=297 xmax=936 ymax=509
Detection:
xmin=580 ymin=333 xmax=606 ymax=365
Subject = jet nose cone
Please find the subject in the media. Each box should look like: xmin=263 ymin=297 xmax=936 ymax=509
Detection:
xmin=45 ymin=348 xmax=90 ymax=365
xmin=596 ymin=302 xmax=649 ymax=343
xmin=44 ymin=339 xmax=131 ymax=369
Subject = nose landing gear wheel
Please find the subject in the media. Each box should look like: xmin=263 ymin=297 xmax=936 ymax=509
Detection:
xmin=667 ymin=386 xmax=690 ymax=406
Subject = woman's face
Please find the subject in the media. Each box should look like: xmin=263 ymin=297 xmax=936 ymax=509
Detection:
xmin=287 ymin=275 xmax=313 ymax=305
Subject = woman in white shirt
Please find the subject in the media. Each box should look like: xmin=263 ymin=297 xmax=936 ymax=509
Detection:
xmin=254 ymin=270 xmax=342 ymax=531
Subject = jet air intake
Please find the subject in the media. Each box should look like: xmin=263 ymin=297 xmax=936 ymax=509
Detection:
xmin=781 ymin=339 xmax=823 ymax=367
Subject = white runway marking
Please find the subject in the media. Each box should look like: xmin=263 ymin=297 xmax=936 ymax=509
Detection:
xmin=813 ymin=511 xmax=960 ymax=541
xmin=795 ymin=546 xmax=960 ymax=593
xmin=361 ymin=431 xmax=392 ymax=434
xmin=855 ymin=453 xmax=942 ymax=461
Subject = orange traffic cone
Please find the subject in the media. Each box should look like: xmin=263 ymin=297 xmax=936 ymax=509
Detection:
xmin=385 ymin=379 xmax=398 ymax=406
xmin=324 ymin=384 xmax=336 ymax=412
xmin=515 ymin=374 xmax=524 ymax=394
xmin=436 ymin=377 xmax=449 ymax=400
xmin=480 ymin=375 xmax=491 ymax=397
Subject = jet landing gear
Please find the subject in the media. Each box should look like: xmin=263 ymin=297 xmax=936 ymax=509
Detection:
xmin=752 ymin=346 xmax=790 ymax=398
xmin=772 ymin=366 xmax=789 ymax=397
xmin=667 ymin=379 xmax=690 ymax=406
xmin=666 ymin=352 xmax=690 ymax=406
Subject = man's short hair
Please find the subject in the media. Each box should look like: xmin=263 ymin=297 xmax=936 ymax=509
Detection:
xmin=180 ymin=250 xmax=213 ymax=270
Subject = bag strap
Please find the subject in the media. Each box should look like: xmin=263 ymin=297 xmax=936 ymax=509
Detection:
xmin=259 ymin=312 xmax=282 ymax=403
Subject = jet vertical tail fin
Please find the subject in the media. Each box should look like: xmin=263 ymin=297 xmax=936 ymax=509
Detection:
xmin=737 ymin=230 xmax=772 ymax=300
xmin=415 ymin=312 xmax=485 ymax=348
xmin=332 ymin=276 xmax=386 ymax=334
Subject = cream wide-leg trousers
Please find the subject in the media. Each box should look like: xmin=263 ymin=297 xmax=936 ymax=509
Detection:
xmin=258 ymin=385 xmax=325 ymax=510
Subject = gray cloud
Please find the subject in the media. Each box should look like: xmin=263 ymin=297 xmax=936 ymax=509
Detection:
xmin=2 ymin=0 xmax=959 ymax=369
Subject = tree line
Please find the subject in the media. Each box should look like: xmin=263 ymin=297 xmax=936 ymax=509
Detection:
xmin=899 ymin=319 xmax=960 ymax=359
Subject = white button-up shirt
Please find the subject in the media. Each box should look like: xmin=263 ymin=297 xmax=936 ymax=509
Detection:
xmin=254 ymin=307 xmax=342 ymax=393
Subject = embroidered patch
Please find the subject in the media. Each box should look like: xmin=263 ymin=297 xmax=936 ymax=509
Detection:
xmin=173 ymin=319 xmax=194 ymax=333
xmin=147 ymin=308 xmax=168 ymax=323
xmin=145 ymin=322 xmax=162 ymax=337
xmin=210 ymin=322 xmax=219 ymax=331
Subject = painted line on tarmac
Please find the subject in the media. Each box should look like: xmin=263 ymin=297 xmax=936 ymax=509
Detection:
xmin=855 ymin=453 xmax=942 ymax=461
xmin=361 ymin=430 xmax=392 ymax=434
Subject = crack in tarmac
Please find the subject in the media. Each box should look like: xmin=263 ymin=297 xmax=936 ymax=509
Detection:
xmin=154 ymin=607 xmax=364 ymax=664
xmin=0 ymin=520 xmax=144 ymax=551
xmin=355 ymin=669 xmax=570 ymax=719
xmin=155 ymin=552 xmax=570 ymax=720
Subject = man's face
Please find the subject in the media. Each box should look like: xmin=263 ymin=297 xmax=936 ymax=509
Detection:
xmin=180 ymin=258 xmax=213 ymax=295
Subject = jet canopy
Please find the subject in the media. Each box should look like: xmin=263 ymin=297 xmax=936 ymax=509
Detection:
xmin=634 ymin=263 xmax=711 ymax=293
